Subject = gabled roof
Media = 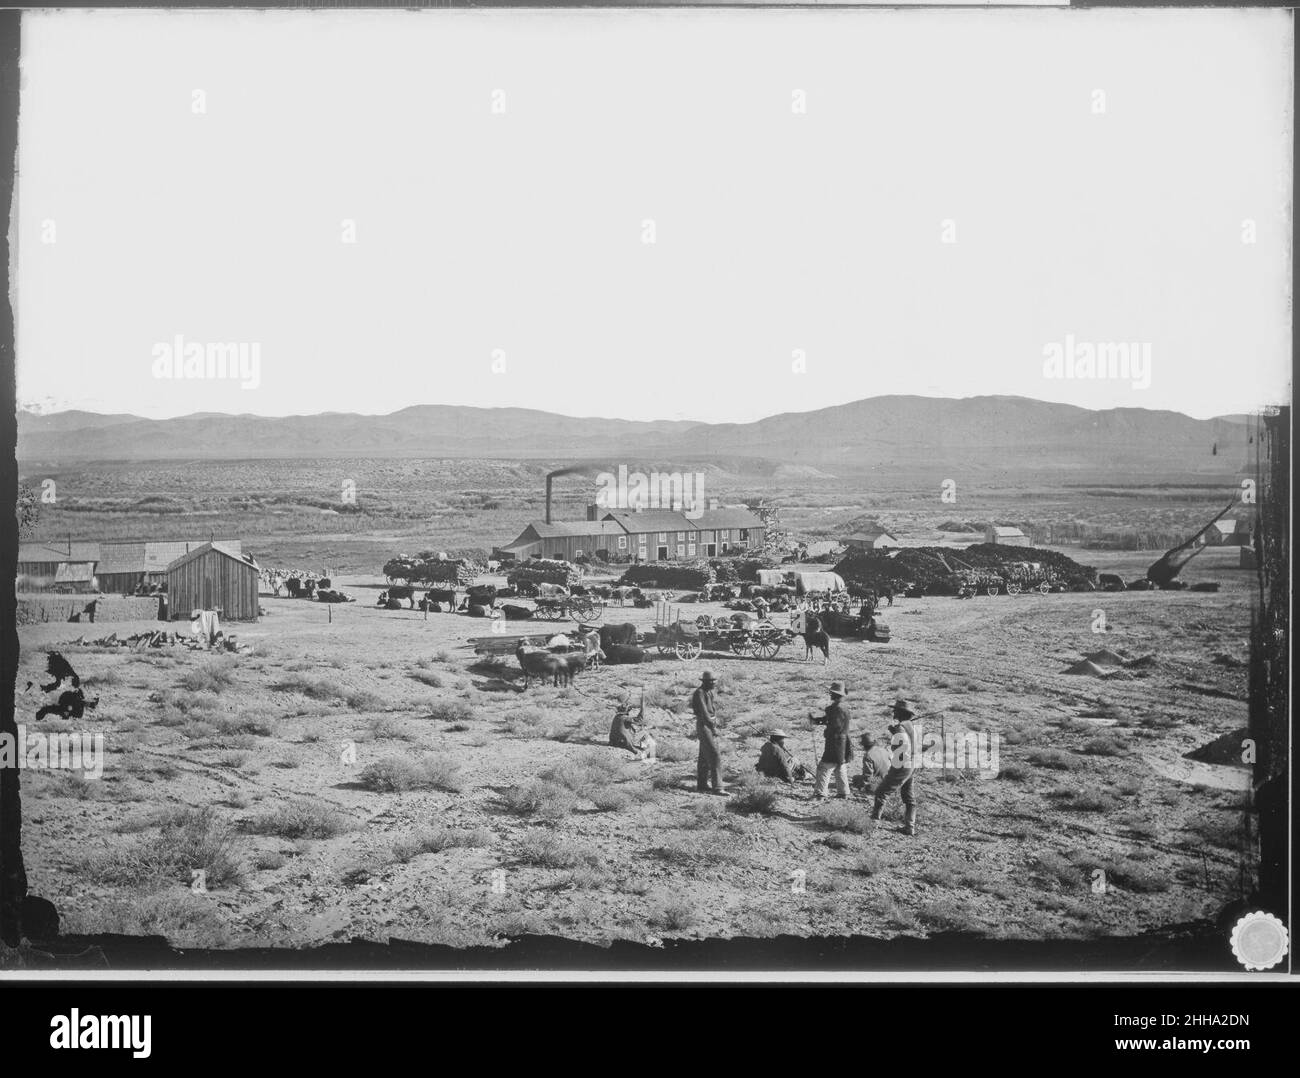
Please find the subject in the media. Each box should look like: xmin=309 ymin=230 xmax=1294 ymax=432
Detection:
xmin=17 ymin=541 xmax=101 ymax=563
xmin=845 ymin=527 xmax=897 ymax=542
xmin=145 ymin=539 xmax=242 ymax=571
xmin=166 ymin=541 xmax=259 ymax=572
xmin=508 ymin=520 xmax=627 ymax=547
xmin=691 ymin=507 xmax=764 ymax=530
xmin=602 ymin=510 xmax=699 ymax=534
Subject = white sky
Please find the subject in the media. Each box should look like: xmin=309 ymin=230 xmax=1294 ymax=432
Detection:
xmin=12 ymin=7 xmax=1293 ymax=423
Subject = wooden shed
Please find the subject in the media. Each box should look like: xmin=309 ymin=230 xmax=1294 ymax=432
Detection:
xmin=164 ymin=542 xmax=261 ymax=621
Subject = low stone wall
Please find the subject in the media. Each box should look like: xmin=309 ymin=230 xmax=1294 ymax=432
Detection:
xmin=16 ymin=594 xmax=163 ymax=626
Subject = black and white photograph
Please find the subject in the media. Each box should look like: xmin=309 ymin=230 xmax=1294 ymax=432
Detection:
xmin=0 ymin=1 xmax=1292 ymax=1011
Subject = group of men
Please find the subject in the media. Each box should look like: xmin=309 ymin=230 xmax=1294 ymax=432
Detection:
xmin=758 ymin=680 xmax=919 ymax=836
xmin=608 ymin=669 xmax=921 ymax=836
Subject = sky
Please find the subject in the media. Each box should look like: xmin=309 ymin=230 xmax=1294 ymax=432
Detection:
xmin=11 ymin=7 xmax=1293 ymax=424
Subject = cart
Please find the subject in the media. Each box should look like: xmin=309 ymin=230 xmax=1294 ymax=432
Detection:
xmin=532 ymin=594 xmax=605 ymax=622
xmin=652 ymin=615 xmax=792 ymax=661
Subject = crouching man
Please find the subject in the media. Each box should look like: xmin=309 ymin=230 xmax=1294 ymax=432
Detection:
xmin=850 ymin=732 xmax=893 ymax=795
xmin=609 ymin=695 xmax=656 ymax=762
xmin=755 ymin=730 xmax=810 ymax=784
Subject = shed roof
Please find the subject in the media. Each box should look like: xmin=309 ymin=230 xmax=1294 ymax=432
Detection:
xmin=165 ymin=541 xmax=259 ymax=573
xmin=845 ymin=528 xmax=897 ymax=543
xmin=96 ymin=542 xmax=148 ymax=574
xmin=53 ymin=562 xmax=97 ymax=584
xmin=692 ymin=507 xmax=764 ymax=530
xmin=18 ymin=541 xmax=101 ymax=563
xmin=602 ymin=510 xmax=699 ymax=534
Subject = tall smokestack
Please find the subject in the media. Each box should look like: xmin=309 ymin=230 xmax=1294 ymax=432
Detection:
xmin=544 ymin=465 xmax=589 ymax=526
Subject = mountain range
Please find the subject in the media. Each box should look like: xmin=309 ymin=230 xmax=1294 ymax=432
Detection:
xmin=15 ymin=396 xmax=1258 ymax=477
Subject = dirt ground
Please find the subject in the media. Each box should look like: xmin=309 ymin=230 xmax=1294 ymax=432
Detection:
xmin=13 ymin=546 xmax=1256 ymax=951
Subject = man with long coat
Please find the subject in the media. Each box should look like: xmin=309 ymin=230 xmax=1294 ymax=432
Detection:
xmin=809 ymin=681 xmax=854 ymax=799
xmin=691 ymin=671 xmax=726 ymax=795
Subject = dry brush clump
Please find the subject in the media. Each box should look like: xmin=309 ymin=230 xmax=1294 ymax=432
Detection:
xmin=271 ymin=672 xmax=384 ymax=711
xmin=648 ymin=892 xmax=698 ymax=932
xmin=359 ymin=753 xmax=464 ymax=793
xmin=818 ymin=802 xmax=875 ymax=835
xmin=727 ymin=778 xmax=782 ymax=816
xmin=244 ymin=798 xmax=350 ymax=839
xmin=516 ymin=831 xmax=600 ymax=869
xmin=427 ymin=698 xmax=475 ymax=724
xmin=392 ymin=826 xmax=492 ymax=863
xmin=178 ymin=658 xmax=237 ymax=695
xmin=502 ymin=779 xmax=576 ymax=821
xmin=69 ymin=890 xmax=230 ymax=948
xmin=1028 ymin=748 xmax=1082 ymax=771
xmin=84 ymin=806 xmax=244 ymax=889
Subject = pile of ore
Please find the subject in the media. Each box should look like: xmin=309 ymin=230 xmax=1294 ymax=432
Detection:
xmin=834 ymin=544 xmax=1097 ymax=596
xmin=618 ymin=562 xmax=716 ymax=590
xmin=507 ymin=559 xmax=583 ymax=589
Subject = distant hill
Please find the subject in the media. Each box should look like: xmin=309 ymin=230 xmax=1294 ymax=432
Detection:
xmin=15 ymin=396 xmax=1257 ymax=477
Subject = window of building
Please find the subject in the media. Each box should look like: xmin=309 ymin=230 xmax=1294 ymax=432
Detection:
xmin=677 ymin=531 xmax=685 ymax=542
xmin=658 ymin=532 xmax=668 ymax=542
xmin=739 ymin=529 xmax=748 ymax=541
xmin=720 ymin=530 xmax=730 ymax=541
xmin=676 ymin=543 xmax=685 ymax=557
xmin=617 ymin=535 xmax=627 ymax=550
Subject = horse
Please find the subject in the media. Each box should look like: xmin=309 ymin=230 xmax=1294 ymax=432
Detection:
xmin=802 ymin=613 xmax=831 ymax=664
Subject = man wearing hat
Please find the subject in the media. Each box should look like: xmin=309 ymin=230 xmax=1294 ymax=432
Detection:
xmin=691 ymin=671 xmax=727 ymax=795
xmin=755 ymin=729 xmax=811 ymax=784
xmin=872 ymin=698 xmax=921 ymax=835
xmin=808 ymin=681 xmax=854 ymax=799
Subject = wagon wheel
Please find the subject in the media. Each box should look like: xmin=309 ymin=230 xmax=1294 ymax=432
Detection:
xmin=729 ymin=633 xmax=751 ymax=654
xmin=986 ymin=584 xmax=1000 ymax=597
xmin=1006 ymin=582 xmax=1022 ymax=596
xmin=1038 ymin=581 xmax=1051 ymax=595
xmin=750 ymin=631 xmax=783 ymax=660
xmin=675 ymin=640 xmax=702 ymax=661
xmin=568 ymin=597 xmax=598 ymax=621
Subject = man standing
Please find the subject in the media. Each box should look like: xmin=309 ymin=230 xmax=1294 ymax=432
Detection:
xmin=872 ymin=698 xmax=921 ymax=835
xmin=691 ymin=671 xmax=726 ymax=795
xmin=755 ymin=730 xmax=810 ymax=784
xmin=809 ymin=681 xmax=854 ymax=800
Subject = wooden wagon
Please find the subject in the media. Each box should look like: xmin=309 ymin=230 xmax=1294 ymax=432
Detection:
xmin=650 ymin=615 xmax=792 ymax=661
xmin=532 ymin=593 xmax=606 ymax=622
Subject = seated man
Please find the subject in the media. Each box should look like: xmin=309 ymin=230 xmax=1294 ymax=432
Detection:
xmin=755 ymin=730 xmax=810 ymax=784
xmin=609 ymin=697 xmax=656 ymax=762
xmin=851 ymin=732 xmax=893 ymax=794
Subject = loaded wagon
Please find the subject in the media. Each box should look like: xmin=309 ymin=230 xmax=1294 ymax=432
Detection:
xmin=651 ymin=613 xmax=792 ymax=661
